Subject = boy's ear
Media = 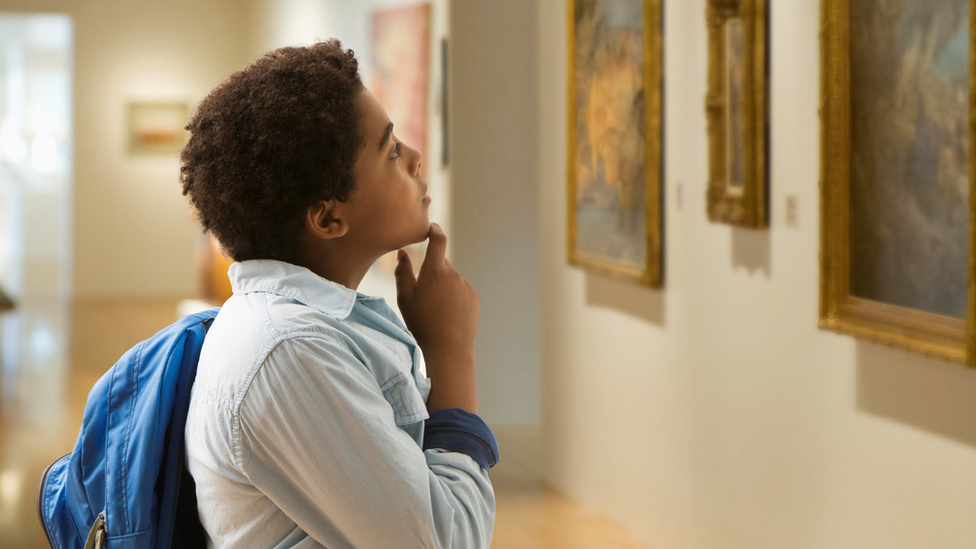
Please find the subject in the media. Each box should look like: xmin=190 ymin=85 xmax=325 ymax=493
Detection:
xmin=305 ymin=200 xmax=349 ymax=240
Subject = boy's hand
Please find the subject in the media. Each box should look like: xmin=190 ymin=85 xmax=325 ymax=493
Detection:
xmin=394 ymin=222 xmax=479 ymax=360
xmin=394 ymin=223 xmax=479 ymax=413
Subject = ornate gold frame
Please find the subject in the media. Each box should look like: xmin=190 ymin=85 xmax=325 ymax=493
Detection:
xmin=970 ymin=2 xmax=976 ymax=367
xmin=820 ymin=0 xmax=976 ymax=367
xmin=705 ymin=0 xmax=767 ymax=228
xmin=566 ymin=0 xmax=664 ymax=287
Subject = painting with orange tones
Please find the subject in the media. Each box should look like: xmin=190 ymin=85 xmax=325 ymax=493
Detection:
xmin=568 ymin=0 xmax=662 ymax=287
xmin=371 ymin=3 xmax=430 ymax=179
xmin=127 ymin=102 xmax=188 ymax=155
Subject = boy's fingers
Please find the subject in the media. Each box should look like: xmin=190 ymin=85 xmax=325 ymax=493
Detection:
xmin=394 ymin=249 xmax=416 ymax=298
xmin=422 ymin=223 xmax=448 ymax=268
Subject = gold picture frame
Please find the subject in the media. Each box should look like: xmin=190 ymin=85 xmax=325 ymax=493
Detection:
xmin=970 ymin=1 xmax=976 ymax=367
xmin=567 ymin=0 xmax=663 ymax=287
xmin=820 ymin=0 xmax=976 ymax=367
xmin=705 ymin=0 xmax=767 ymax=228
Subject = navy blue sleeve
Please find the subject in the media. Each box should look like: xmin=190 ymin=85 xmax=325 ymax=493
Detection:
xmin=423 ymin=408 xmax=500 ymax=471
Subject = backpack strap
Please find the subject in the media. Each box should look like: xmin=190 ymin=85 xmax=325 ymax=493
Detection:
xmin=154 ymin=318 xmax=212 ymax=548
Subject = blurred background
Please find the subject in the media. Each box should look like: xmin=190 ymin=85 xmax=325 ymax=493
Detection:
xmin=2 ymin=1 xmax=976 ymax=549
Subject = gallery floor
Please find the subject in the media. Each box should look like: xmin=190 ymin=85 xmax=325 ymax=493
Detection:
xmin=0 ymin=298 xmax=648 ymax=549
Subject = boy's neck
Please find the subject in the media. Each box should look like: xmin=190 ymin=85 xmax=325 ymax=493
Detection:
xmin=307 ymin=263 xmax=369 ymax=292
xmin=297 ymin=242 xmax=382 ymax=292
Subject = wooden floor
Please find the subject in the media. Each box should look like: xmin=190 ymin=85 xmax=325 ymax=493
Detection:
xmin=0 ymin=299 xmax=648 ymax=548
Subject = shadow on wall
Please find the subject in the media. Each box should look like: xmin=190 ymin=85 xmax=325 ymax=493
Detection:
xmin=856 ymin=341 xmax=976 ymax=450
xmin=731 ymin=226 xmax=771 ymax=277
xmin=585 ymin=273 xmax=665 ymax=327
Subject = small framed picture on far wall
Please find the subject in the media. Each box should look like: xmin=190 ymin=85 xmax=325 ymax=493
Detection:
xmin=127 ymin=101 xmax=189 ymax=155
xmin=704 ymin=0 xmax=768 ymax=228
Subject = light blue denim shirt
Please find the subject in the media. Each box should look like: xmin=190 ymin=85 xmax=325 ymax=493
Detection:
xmin=185 ymin=260 xmax=497 ymax=549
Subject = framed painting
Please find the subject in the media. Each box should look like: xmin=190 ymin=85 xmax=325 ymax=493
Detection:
xmin=820 ymin=0 xmax=976 ymax=367
xmin=567 ymin=0 xmax=663 ymax=287
xmin=127 ymin=102 xmax=188 ymax=155
xmin=371 ymin=2 xmax=430 ymax=179
xmin=705 ymin=0 xmax=768 ymax=228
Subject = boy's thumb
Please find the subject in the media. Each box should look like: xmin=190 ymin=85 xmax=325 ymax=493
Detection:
xmin=394 ymin=249 xmax=416 ymax=299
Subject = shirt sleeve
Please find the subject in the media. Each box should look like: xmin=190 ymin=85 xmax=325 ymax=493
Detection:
xmin=235 ymin=335 xmax=495 ymax=549
xmin=424 ymin=408 xmax=499 ymax=471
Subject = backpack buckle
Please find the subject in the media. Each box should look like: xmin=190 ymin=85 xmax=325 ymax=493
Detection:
xmin=83 ymin=511 xmax=106 ymax=549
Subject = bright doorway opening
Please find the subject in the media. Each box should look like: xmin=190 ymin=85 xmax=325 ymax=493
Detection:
xmin=0 ymin=14 xmax=73 ymax=303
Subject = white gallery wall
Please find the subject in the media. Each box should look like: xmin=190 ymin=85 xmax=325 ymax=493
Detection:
xmin=450 ymin=0 xmax=541 ymax=426
xmin=538 ymin=1 xmax=976 ymax=548
xmin=0 ymin=0 xmax=247 ymax=298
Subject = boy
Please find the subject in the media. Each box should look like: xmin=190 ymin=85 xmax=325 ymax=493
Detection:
xmin=180 ymin=40 xmax=497 ymax=549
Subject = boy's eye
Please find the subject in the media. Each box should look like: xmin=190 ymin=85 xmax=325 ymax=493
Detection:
xmin=391 ymin=142 xmax=402 ymax=159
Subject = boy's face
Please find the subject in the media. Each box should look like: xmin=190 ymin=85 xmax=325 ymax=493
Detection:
xmin=341 ymin=87 xmax=431 ymax=255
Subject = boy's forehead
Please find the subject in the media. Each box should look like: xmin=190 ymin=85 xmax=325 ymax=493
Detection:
xmin=359 ymin=88 xmax=391 ymax=140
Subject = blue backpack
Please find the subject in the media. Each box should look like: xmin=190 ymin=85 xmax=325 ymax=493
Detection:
xmin=37 ymin=308 xmax=220 ymax=549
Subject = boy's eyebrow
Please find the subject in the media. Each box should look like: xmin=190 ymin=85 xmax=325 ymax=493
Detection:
xmin=379 ymin=122 xmax=393 ymax=151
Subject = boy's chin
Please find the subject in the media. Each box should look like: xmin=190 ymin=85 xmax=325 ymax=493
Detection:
xmin=393 ymin=220 xmax=432 ymax=250
xmin=411 ymin=220 xmax=433 ymax=244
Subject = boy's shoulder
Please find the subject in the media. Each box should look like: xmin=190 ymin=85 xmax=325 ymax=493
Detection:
xmin=194 ymin=292 xmax=348 ymax=400
xmin=214 ymin=290 xmax=346 ymax=340
xmin=191 ymin=289 xmax=430 ymax=434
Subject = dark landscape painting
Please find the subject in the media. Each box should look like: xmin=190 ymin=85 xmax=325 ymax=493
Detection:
xmin=849 ymin=0 xmax=971 ymax=318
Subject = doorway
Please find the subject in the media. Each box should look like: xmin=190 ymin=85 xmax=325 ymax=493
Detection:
xmin=0 ymin=14 xmax=73 ymax=303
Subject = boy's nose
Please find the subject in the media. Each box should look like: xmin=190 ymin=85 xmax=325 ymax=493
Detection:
xmin=412 ymin=148 xmax=423 ymax=176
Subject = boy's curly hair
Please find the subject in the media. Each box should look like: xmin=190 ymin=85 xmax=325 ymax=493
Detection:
xmin=180 ymin=40 xmax=364 ymax=263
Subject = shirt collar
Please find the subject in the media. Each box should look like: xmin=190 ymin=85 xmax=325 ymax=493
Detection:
xmin=229 ymin=260 xmax=360 ymax=320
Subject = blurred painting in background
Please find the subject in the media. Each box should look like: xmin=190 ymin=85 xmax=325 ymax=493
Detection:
xmin=849 ymin=0 xmax=970 ymax=318
xmin=726 ymin=18 xmax=745 ymax=191
xmin=371 ymin=3 xmax=430 ymax=178
xmin=567 ymin=0 xmax=663 ymax=287
xmin=127 ymin=101 xmax=188 ymax=155
xmin=704 ymin=0 xmax=767 ymax=228
xmin=370 ymin=2 xmax=431 ymax=275
xmin=573 ymin=0 xmax=645 ymax=268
